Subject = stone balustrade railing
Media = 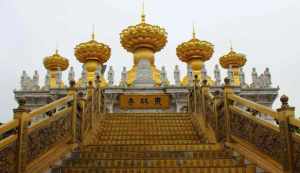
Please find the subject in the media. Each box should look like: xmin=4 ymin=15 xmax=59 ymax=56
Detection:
xmin=0 ymin=80 xmax=104 ymax=173
xmin=190 ymin=77 xmax=300 ymax=173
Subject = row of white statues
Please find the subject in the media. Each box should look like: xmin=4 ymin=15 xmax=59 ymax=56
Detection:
xmin=20 ymin=64 xmax=272 ymax=91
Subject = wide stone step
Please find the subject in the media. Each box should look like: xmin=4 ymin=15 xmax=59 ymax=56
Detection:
xmin=64 ymin=159 xmax=239 ymax=168
xmin=55 ymin=166 xmax=247 ymax=173
xmin=95 ymin=140 xmax=204 ymax=145
xmin=76 ymin=150 xmax=232 ymax=160
xmin=98 ymin=135 xmax=200 ymax=140
xmin=82 ymin=144 xmax=221 ymax=152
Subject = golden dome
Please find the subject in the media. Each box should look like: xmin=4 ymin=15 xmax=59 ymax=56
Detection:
xmin=74 ymin=34 xmax=111 ymax=64
xmin=120 ymin=13 xmax=167 ymax=53
xmin=219 ymin=47 xmax=247 ymax=68
xmin=176 ymin=32 xmax=214 ymax=63
xmin=43 ymin=50 xmax=69 ymax=71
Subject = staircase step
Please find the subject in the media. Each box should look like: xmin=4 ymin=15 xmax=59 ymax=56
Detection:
xmin=64 ymin=159 xmax=238 ymax=168
xmin=82 ymin=144 xmax=221 ymax=152
xmin=76 ymin=150 xmax=232 ymax=160
xmin=56 ymin=166 xmax=247 ymax=173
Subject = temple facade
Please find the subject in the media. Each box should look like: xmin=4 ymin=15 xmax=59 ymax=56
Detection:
xmin=14 ymin=10 xmax=278 ymax=121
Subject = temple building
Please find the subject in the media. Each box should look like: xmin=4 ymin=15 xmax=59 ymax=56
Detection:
xmin=14 ymin=10 xmax=278 ymax=116
xmin=2 ymin=5 xmax=300 ymax=173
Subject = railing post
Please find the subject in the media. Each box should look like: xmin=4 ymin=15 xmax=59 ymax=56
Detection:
xmin=87 ymin=81 xmax=95 ymax=129
xmin=201 ymin=79 xmax=209 ymax=127
xmin=68 ymin=80 xmax=77 ymax=144
xmin=223 ymin=78 xmax=234 ymax=143
xmin=276 ymin=95 xmax=295 ymax=173
xmin=78 ymin=91 xmax=85 ymax=142
xmin=95 ymin=75 xmax=101 ymax=116
xmin=213 ymin=90 xmax=221 ymax=141
xmin=13 ymin=98 xmax=29 ymax=173
xmin=192 ymin=75 xmax=199 ymax=114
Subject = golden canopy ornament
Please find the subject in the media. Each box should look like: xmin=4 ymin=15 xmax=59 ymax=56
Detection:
xmin=176 ymin=30 xmax=214 ymax=63
xmin=120 ymin=10 xmax=167 ymax=53
xmin=219 ymin=47 xmax=247 ymax=68
xmin=43 ymin=50 xmax=69 ymax=71
xmin=74 ymin=33 xmax=111 ymax=64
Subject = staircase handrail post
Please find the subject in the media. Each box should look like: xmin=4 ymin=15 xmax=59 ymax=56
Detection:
xmin=87 ymin=81 xmax=95 ymax=129
xmin=201 ymin=79 xmax=209 ymax=127
xmin=68 ymin=80 xmax=77 ymax=144
xmin=193 ymin=75 xmax=200 ymax=114
xmin=213 ymin=90 xmax=221 ymax=141
xmin=276 ymin=95 xmax=295 ymax=173
xmin=77 ymin=91 xmax=86 ymax=142
xmin=223 ymin=78 xmax=234 ymax=143
xmin=13 ymin=97 xmax=30 ymax=173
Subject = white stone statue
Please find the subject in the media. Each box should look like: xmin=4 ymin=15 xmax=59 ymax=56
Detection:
xmin=119 ymin=67 xmax=127 ymax=87
xmin=21 ymin=70 xmax=28 ymax=90
xmin=160 ymin=66 xmax=168 ymax=87
xmin=107 ymin=66 xmax=114 ymax=86
xmin=68 ymin=66 xmax=75 ymax=83
xmin=214 ymin=64 xmax=221 ymax=86
xmin=239 ymin=67 xmax=246 ymax=87
xmin=264 ymin=68 xmax=272 ymax=88
xmin=174 ymin=65 xmax=181 ymax=86
xmin=251 ymin=67 xmax=258 ymax=88
xmin=32 ymin=70 xmax=40 ymax=90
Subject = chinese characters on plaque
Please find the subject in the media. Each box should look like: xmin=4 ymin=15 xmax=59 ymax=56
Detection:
xmin=120 ymin=94 xmax=170 ymax=109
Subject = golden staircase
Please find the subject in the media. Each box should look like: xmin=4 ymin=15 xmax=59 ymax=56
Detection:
xmin=52 ymin=113 xmax=254 ymax=173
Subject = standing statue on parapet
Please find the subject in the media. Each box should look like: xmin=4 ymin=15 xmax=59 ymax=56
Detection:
xmin=160 ymin=66 xmax=169 ymax=87
xmin=21 ymin=70 xmax=28 ymax=90
xmin=108 ymin=66 xmax=114 ymax=86
xmin=251 ymin=68 xmax=258 ymax=88
xmin=120 ymin=67 xmax=128 ymax=88
xmin=174 ymin=65 xmax=181 ymax=86
xmin=214 ymin=65 xmax=221 ymax=86
xmin=264 ymin=68 xmax=272 ymax=88
xmin=239 ymin=68 xmax=246 ymax=87
xmin=32 ymin=70 xmax=40 ymax=90
xmin=68 ymin=66 xmax=75 ymax=83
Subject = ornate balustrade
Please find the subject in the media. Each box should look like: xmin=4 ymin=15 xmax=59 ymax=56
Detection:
xmin=192 ymin=77 xmax=300 ymax=173
xmin=0 ymin=80 xmax=103 ymax=173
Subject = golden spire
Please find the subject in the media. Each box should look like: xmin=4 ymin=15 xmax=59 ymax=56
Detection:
xmin=192 ymin=23 xmax=196 ymax=39
xmin=92 ymin=24 xmax=95 ymax=40
xmin=230 ymin=40 xmax=233 ymax=51
xmin=141 ymin=1 xmax=146 ymax=23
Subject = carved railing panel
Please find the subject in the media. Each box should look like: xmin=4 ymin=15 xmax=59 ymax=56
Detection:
xmin=216 ymin=102 xmax=226 ymax=142
xmin=230 ymin=110 xmax=283 ymax=163
xmin=0 ymin=142 xmax=17 ymax=173
xmin=25 ymin=112 xmax=72 ymax=163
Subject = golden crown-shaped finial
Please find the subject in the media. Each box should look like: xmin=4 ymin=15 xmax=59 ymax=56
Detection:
xmin=74 ymin=34 xmax=111 ymax=64
xmin=219 ymin=46 xmax=247 ymax=68
xmin=43 ymin=50 xmax=69 ymax=71
xmin=120 ymin=6 xmax=167 ymax=53
xmin=176 ymin=27 xmax=214 ymax=63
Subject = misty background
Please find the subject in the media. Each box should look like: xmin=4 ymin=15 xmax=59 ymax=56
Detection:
xmin=0 ymin=0 xmax=299 ymax=122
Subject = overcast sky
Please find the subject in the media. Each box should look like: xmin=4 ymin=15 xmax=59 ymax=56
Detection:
xmin=0 ymin=0 xmax=299 ymax=122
